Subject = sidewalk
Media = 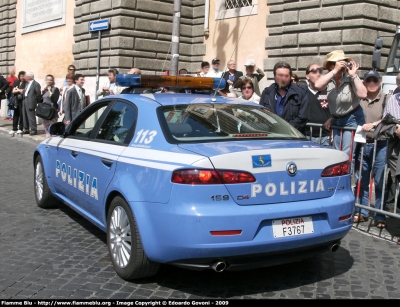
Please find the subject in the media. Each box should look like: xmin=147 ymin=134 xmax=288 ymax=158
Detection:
xmin=0 ymin=117 xmax=46 ymax=143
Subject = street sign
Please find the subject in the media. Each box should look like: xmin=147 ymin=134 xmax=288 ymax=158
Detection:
xmin=89 ymin=19 xmax=110 ymax=100
xmin=89 ymin=19 xmax=109 ymax=32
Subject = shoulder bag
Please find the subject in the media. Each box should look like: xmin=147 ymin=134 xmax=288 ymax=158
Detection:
xmin=36 ymin=102 xmax=57 ymax=120
xmin=36 ymin=89 xmax=57 ymax=120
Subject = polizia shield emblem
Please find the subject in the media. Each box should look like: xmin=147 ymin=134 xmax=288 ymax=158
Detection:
xmin=286 ymin=162 xmax=297 ymax=176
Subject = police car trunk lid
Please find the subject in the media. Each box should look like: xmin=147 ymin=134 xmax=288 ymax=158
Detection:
xmin=180 ymin=140 xmax=349 ymax=205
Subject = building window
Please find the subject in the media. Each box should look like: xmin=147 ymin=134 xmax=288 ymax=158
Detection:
xmin=225 ymin=0 xmax=253 ymax=10
xmin=216 ymin=0 xmax=258 ymax=20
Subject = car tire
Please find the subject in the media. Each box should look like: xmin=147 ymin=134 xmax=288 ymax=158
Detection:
xmin=107 ymin=196 xmax=160 ymax=280
xmin=34 ymin=155 xmax=59 ymax=209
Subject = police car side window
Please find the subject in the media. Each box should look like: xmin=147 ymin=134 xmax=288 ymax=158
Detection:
xmin=95 ymin=101 xmax=137 ymax=144
xmin=69 ymin=105 xmax=108 ymax=138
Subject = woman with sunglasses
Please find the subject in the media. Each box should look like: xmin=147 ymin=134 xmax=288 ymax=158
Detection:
xmin=314 ymin=50 xmax=367 ymax=158
xmin=237 ymin=79 xmax=260 ymax=103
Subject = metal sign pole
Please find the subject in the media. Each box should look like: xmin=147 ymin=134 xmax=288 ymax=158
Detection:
xmin=95 ymin=30 xmax=101 ymax=101
xmin=89 ymin=19 xmax=109 ymax=100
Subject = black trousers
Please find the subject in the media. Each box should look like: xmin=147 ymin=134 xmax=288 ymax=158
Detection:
xmin=22 ymin=101 xmax=37 ymax=133
xmin=12 ymin=101 xmax=23 ymax=131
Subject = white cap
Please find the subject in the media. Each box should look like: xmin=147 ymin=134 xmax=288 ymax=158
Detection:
xmin=244 ymin=59 xmax=255 ymax=66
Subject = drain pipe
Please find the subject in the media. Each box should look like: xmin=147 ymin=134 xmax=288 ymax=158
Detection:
xmin=204 ymin=0 xmax=210 ymax=37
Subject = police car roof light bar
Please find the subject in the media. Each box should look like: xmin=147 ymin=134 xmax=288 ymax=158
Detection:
xmin=116 ymin=74 xmax=226 ymax=90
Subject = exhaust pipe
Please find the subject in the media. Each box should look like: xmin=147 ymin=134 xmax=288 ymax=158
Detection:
xmin=330 ymin=241 xmax=341 ymax=252
xmin=211 ymin=261 xmax=227 ymax=272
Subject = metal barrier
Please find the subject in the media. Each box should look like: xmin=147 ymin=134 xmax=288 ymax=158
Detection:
xmin=306 ymin=122 xmax=400 ymax=220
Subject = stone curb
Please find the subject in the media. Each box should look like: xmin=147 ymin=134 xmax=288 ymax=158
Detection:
xmin=0 ymin=119 xmax=46 ymax=144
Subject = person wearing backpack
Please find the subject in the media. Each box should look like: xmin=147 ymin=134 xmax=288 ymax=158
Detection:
xmin=353 ymin=71 xmax=389 ymax=227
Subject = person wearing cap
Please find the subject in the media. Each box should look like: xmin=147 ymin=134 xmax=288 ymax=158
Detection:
xmin=314 ymin=50 xmax=367 ymax=158
xmin=304 ymin=63 xmax=331 ymax=146
xmin=238 ymin=59 xmax=265 ymax=96
xmin=206 ymin=58 xmax=223 ymax=78
xmin=260 ymin=61 xmax=309 ymax=133
xmin=353 ymin=70 xmax=389 ymax=226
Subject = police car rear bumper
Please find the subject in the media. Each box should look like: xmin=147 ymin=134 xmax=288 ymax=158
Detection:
xmin=168 ymin=239 xmax=342 ymax=271
xmin=130 ymin=192 xmax=354 ymax=264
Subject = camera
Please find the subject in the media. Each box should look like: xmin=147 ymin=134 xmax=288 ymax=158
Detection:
xmin=346 ymin=61 xmax=353 ymax=69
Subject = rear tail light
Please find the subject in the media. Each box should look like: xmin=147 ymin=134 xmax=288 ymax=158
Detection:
xmin=339 ymin=214 xmax=352 ymax=221
xmin=210 ymin=230 xmax=242 ymax=236
xmin=321 ymin=161 xmax=351 ymax=177
xmin=171 ymin=169 xmax=256 ymax=184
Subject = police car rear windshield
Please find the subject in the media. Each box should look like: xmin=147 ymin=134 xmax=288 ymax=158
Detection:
xmin=159 ymin=104 xmax=305 ymax=143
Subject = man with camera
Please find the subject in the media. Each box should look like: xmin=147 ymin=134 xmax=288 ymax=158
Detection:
xmin=314 ymin=50 xmax=367 ymax=158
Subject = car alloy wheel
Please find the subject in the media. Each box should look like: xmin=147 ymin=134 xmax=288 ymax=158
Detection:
xmin=34 ymin=156 xmax=59 ymax=209
xmin=35 ymin=161 xmax=44 ymax=201
xmin=109 ymin=205 xmax=132 ymax=268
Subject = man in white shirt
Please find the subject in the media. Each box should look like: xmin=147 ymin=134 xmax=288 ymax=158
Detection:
xmin=97 ymin=69 xmax=124 ymax=97
xmin=206 ymin=58 xmax=223 ymax=78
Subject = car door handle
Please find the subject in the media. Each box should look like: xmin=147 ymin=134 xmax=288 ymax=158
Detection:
xmin=101 ymin=158 xmax=114 ymax=167
xmin=71 ymin=151 xmax=78 ymax=157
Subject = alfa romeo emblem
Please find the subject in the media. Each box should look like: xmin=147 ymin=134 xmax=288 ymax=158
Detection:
xmin=286 ymin=162 xmax=297 ymax=176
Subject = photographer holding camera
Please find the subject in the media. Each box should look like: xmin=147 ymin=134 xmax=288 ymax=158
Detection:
xmin=314 ymin=50 xmax=367 ymax=157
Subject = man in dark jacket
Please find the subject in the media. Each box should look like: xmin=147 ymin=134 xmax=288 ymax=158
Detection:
xmin=260 ymin=61 xmax=309 ymax=133
xmin=0 ymin=74 xmax=8 ymax=103
xmin=22 ymin=72 xmax=41 ymax=135
xmin=64 ymin=74 xmax=86 ymax=125
xmin=222 ymin=60 xmax=243 ymax=85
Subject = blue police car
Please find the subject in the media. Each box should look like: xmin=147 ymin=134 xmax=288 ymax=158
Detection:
xmin=33 ymin=75 xmax=354 ymax=280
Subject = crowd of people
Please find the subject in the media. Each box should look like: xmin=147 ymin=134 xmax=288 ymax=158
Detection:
xmin=2 ymin=51 xmax=400 ymax=231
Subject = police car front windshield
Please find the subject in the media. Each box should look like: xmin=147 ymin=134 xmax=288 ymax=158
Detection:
xmin=160 ymin=104 xmax=305 ymax=143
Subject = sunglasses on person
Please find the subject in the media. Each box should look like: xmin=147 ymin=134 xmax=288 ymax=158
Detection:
xmin=307 ymin=67 xmax=323 ymax=74
xmin=68 ymin=68 xmax=76 ymax=71
xmin=242 ymin=86 xmax=253 ymax=90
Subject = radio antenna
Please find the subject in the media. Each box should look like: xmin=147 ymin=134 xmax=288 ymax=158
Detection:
xmin=161 ymin=43 xmax=172 ymax=73
xmin=213 ymin=4 xmax=255 ymax=98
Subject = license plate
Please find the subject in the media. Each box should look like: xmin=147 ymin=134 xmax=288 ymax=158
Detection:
xmin=272 ymin=216 xmax=314 ymax=238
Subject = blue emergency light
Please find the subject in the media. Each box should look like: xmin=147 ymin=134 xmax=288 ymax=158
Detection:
xmin=116 ymin=74 xmax=227 ymax=90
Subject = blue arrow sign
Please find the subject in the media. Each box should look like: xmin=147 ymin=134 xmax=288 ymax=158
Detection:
xmin=89 ymin=19 xmax=109 ymax=32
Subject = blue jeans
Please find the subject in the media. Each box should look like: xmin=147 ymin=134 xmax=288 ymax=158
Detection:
xmin=332 ymin=106 xmax=365 ymax=158
xmin=354 ymin=141 xmax=387 ymax=221
xmin=307 ymin=135 xmax=331 ymax=147
xmin=6 ymin=99 xmax=14 ymax=118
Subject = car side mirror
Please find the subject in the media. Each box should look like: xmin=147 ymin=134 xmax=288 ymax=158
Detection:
xmin=49 ymin=122 xmax=66 ymax=136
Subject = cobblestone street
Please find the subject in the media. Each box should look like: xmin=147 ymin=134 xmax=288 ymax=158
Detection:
xmin=1 ymin=131 xmax=400 ymax=299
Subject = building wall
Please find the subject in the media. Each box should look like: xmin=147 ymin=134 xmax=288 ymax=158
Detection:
xmin=203 ymin=0 xmax=269 ymax=90
xmin=0 ymin=0 xmax=17 ymax=75
xmin=14 ymin=0 xmax=75 ymax=84
xmin=264 ymin=0 xmax=400 ymax=82
xmin=73 ymin=0 xmax=206 ymax=100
